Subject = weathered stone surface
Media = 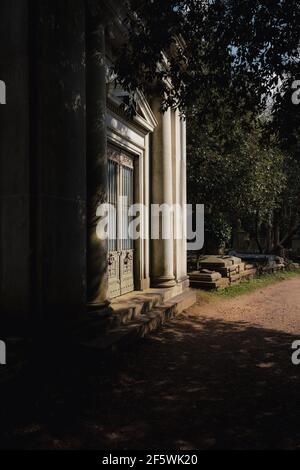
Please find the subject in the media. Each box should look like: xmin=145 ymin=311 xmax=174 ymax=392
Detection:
xmin=245 ymin=264 xmax=255 ymax=270
xmin=241 ymin=268 xmax=257 ymax=280
xmin=238 ymin=263 xmax=246 ymax=273
xmin=198 ymin=255 xmax=233 ymax=268
xmin=231 ymin=256 xmax=243 ymax=265
xmin=291 ymin=263 xmax=300 ymax=269
xmin=229 ymin=273 xmax=241 ymax=283
xmin=198 ymin=256 xmax=242 ymax=273
xmin=189 ymin=270 xmax=222 ymax=282
xmin=190 ymin=278 xmax=230 ymax=290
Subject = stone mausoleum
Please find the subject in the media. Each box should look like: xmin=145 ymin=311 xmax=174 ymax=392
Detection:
xmin=0 ymin=0 xmax=195 ymax=339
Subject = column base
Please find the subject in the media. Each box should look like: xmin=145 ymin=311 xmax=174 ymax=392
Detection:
xmin=152 ymin=276 xmax=177 ymax=288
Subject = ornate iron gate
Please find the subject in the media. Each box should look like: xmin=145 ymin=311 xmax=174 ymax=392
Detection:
xmin=108 ymin=147 xmax=135 ymax=299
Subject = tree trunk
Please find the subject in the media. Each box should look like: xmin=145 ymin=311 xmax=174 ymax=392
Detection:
xmin=255 ymin=211 xmax=263 ymax=254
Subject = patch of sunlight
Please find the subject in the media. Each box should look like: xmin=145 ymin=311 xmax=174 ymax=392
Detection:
xmin=256 ymin=362 xmax=275 ymax=369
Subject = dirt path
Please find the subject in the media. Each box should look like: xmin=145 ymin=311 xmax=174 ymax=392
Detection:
xmin=190 ymin=277 xmax=300 ymax=334
xmin=2 ymin=277 xmax=300 ymax=450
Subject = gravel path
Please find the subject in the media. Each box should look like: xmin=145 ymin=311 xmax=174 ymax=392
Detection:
xmin=190 ymin=277 xmax=300 ymax=334
xmin=2 ymin=277 xmax=300 ymax=450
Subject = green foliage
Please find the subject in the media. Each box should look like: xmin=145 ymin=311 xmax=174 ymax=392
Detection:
xmin=116 ymin=0 xmax=300 ymax=117
xmin=269 ymin=78 xmax=300 ymax=246
xmin=272 ymin=78 xmax=300 ymax=162
xmin=187 ymin=109 xmax=286 ymax=227
xmin=115 ymin=0 xmax=300 ymax=250
xmin=205 ymin=213 xmax=232 ymax=248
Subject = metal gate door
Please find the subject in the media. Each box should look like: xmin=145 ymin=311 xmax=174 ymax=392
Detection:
xmin=108 ymin=148 xmax=135 ymax=299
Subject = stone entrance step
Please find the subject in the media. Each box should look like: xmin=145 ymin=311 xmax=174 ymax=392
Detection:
xmin=77 ymin=289 xmax=196 ymax=353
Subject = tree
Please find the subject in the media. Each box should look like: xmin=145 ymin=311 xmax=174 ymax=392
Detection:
xmin=116 ymin=0 xmax=300 ymax=118
xmin=268 ymin=78 xmax=300 ymax=252
xmin=115 ymin=0 xmax=300 ymax=254
xmin=187 ymin=106 xmax=286 ymax=253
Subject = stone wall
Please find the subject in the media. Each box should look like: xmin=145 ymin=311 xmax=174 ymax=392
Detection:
xmin=0 ymin=1 xmax=31 ymax=323
xmin=0 ymin=1 xmax=87 ymax=328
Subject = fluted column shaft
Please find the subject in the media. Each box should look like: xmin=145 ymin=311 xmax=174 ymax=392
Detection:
xmin=151 ymin=99 xmax=176 ymax=287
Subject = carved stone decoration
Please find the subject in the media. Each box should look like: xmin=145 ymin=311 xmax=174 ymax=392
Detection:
xmin=108 ymin=251 xmax=121 ymax=300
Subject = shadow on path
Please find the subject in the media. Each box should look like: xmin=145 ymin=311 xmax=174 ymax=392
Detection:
xmin=1 ymin=313 xmax=300 ymax=449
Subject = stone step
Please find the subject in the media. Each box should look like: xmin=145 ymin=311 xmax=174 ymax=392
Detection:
xmin=111 ymin=293 xmax=163 ymax=324
xmin=72 ymin=294 xmax=165 ymax=341
xmin=78 ymin=289 xmax=196 ymax=353
xmin=156 ymin=289 xmax=197 ymax=316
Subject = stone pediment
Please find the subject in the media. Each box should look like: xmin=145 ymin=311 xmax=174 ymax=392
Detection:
xmin=134 ymin=90 xmax=158 ymax=133
xmin=108 ymin=87 xmax=158 ymax=135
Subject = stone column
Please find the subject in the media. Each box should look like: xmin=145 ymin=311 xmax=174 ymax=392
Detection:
xmin=0 ymin=1 xmax=30 ymax=324
xmin=31 ymin=0 xmax=87 ymax=326
xmin=171 ymin=110 xmax=189 ymax=286
xmin=143 ymin=134 xmax=151 ymax=289
xmin=180 ymin=116 xmax=188 ymax=283
xmin=86 ymin=3 xmax=109 ymax=309
xmin=151 ymin=99 xmax=176 ymax=288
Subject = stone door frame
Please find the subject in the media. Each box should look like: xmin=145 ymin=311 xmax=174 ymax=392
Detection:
xmin=106 ymin=96 xmax=157 ymax=295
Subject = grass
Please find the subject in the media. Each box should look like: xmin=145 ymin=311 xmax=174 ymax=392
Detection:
xmin=196 ymin=269 xmax=300 ymax=303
